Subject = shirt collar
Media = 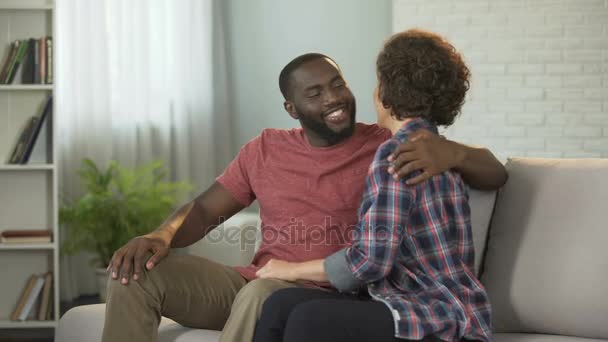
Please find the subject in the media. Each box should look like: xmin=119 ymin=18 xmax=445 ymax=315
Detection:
xmin=394 ymin=117 xmax=438 ymax=139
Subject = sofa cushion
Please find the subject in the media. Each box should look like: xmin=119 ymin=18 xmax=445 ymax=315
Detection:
xmin=481 ymin=158 xmax=608 ymax=339
xmin=468 ymin=189 xmax=497 ymax=276
xmin=56 ymin=304 xmax=220 ymax=342
xmin=495 ymin=333 xmax=608 ymax=342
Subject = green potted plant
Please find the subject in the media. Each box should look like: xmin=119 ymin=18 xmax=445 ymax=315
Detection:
xmin=60 ymin=158 xmax=191 ymax=301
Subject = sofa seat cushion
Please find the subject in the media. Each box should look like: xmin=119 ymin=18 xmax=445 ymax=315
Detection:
xmin=495 ymin=333 xmax=608 ymax=342
xmin=482 ymin=158 xmax=608 ymax=339
xmin=56 ymin=304 xmax=220 ymax=342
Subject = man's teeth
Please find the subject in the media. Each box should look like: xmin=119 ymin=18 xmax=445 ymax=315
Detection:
xmin=327 ymin=109 xmax=344 ymax=118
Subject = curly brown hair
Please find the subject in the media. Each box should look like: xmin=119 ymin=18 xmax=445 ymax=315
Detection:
xmin=376 ymin=29 xmax=470 ymax=127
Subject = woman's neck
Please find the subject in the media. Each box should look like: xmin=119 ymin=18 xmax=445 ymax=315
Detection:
xmin=385 ymin=117 xmax=413 ymax=135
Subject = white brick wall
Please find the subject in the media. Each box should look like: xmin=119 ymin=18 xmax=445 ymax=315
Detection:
xmin=393 ymin=0 xmax=608 ymax=161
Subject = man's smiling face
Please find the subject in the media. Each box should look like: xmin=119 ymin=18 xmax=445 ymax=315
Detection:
xmin=286 ymin=57 xmax=357 ymax=146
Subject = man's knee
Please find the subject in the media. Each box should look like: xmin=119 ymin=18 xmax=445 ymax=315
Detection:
xmin=233 ymin=278 xmax=291 ymax=307
xmin=106 ymin=252 xmax=179 ymax=300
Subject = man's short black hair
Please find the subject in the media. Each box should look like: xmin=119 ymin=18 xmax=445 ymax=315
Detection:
xmin=279 ymin=53 xmax=339 ymax=100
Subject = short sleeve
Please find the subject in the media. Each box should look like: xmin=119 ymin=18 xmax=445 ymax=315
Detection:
xmin=215 ymin=137 xmax=259 ymax=207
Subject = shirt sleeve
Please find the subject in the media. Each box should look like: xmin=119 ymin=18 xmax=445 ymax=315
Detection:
xmin=215 ymin=137 xmax=259 ymax=207
xmin=325 ymin=144 xmax=415 ymax=292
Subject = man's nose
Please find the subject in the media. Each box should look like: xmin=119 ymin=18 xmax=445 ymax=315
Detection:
xmin=322 ymin=88 xmax=339 ymax=106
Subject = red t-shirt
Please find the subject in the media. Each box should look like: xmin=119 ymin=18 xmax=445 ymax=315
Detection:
xmin=216 ymin=123 xmax=391 ymax=285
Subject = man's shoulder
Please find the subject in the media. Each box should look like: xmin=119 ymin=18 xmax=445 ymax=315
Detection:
xmin=240 ymin=127 xmax=301 ymax=149
xmin=355 ymin=122 xmax=392 ymax=140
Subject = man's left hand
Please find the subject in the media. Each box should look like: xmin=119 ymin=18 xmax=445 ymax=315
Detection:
xmin=256 ymin=259 xmax=297 ymax=281
xmin=388 ymin=129 xmax=465 ymax=185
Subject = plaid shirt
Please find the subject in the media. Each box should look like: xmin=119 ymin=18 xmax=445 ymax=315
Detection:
xmin=325 ymin=118 xmax=493 ymax=341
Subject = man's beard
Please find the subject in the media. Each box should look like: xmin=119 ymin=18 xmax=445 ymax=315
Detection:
xmin=297 ymin=102 xmax=357 ymax=146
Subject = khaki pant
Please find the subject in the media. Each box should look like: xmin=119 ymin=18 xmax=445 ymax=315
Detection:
xmin=101 ymin=252 xmax=300 ymax=342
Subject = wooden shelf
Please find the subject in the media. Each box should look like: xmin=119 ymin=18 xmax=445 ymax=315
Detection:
xmin=0 ymin=243 xmax=55 ymax=250
xmin=0 ymin=164 xmax=55 ymax=171
xmin=0 ymin=320 xmax=57 ymax=328
xmin=0 ymin=85 xmax=53 ymax=91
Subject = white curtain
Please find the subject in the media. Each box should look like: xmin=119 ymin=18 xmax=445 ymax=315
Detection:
xmin=56 ymin=0 xmax=233 ymax=301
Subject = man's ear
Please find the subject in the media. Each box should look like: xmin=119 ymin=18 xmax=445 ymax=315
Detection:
xmin=284 ymin=101 xmax=299 ymax=120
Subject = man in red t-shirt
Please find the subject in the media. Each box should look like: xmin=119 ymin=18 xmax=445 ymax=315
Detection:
xmin=102 ymin=53 xmax=507 ymax=342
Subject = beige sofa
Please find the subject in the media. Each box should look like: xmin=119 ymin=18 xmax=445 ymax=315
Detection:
xmin=55 ymin=158 xmax=608 ymax=342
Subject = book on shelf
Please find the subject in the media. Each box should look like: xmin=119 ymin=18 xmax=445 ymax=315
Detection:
xmin=0 ymin=37 xmax=53 ymax=85
xmin=6 ymin=95 xmax=53 ymax=165
xmin=0 ymin=229 xmax=52 ymax=244
xmin=39 ymin=38 xmax=46 ymax=85
xmin=45 ymin=288 xmax=53 ymax=320
xmin=38 ymin=272 xmax=53 ymax=321
xmin=10 ymin=275 xmax=37 ymax=321
xmin=8 ymin=116 xmax=38 ymax=164
xmin=17 ymin=275 xmax=45 ymax=321
xmin=21 ymin=38 xmax=36 ymax=84
xmin=10 ymin=272 xmax=53 ymax=321
xmin=46 ymin=37 xmax=53 ymax=84
xmin=20 ymin=96 xmax=52 ymax=164
xmin=6 ymin=39 xmax=29 ymax=84
xmin=0 ymin=41 xmax=18 ymax=83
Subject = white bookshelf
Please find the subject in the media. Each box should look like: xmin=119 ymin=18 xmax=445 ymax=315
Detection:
xmin=0 ymin=85 xmax=53 ymax=90
xmin=0 ymin=0 xmax=58 ymax=330
xmin=0 ymin=243 xmax=55 ymax=250
xmin=0 ymin=164 xmax=54 ymax=171
xmin=0 ymin=320 xmax=57 ymax=329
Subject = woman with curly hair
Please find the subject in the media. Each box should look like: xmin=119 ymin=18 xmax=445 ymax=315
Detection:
xmin=251 ymin=29 xmax=493 ymax=342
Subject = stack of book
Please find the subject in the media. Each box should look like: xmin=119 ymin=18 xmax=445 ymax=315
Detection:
xmin=11 ymin=272 xmax=53 ymax=321
xmin=7 ymin=96 xmax=52 ymax=164
xmin=0 ymin=230 xmax=52 ymax=244
xmin=0 ymin=37 xmax=53 ymax=85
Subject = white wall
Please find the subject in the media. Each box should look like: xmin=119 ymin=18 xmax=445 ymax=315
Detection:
xmin=393 ymin=0 xmax=608 ymax=161
xmin=226 ymin=0 xmax=392 ymax=149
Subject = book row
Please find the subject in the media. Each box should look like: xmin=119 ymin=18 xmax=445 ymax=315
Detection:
xmin=7 ymin=96 xmax=53 ymax=164
xmin=0 ymin=37 xmax=53 ymax=85
xmin=11 ymin=272 xmax=54 ymax=321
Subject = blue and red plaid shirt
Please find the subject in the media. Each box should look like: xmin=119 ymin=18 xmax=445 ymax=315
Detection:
xmin=325 ymin=118 xmax=493 ymax=341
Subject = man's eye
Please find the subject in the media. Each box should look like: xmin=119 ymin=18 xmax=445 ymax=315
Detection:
xmin=308 ymin=93 xmax=320 ymax=98
xmin=333 ymin=82 xmax=345 ymax=88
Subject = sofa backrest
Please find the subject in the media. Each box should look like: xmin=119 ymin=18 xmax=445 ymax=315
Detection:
xmin=188 ymin=211 xmax=260 ymax=266
xmin=481 ymin=158 xmax=608 ymax=339
xmin=468 ymin=189 xmax=498 ymax=276
xmin=192 ymin=191 xmax=499 ymax=277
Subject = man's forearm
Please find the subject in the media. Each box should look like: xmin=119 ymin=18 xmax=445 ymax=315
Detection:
xmin=453 ymin=142 xmax=508 ymax=191
xmin=153 ymin=200 xmax=214 ymax=248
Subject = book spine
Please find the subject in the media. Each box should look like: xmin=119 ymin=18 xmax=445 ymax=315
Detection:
xmin=4 ymin=40 xmax=21 ymax=84
xmin=39 ymin=38 xmax=46 ymax=85
xmin=46 ymin=37 xmax=52 ymax=84
xmin=0 ymin=41 xmax=18 ymax=84
xmin=7 ymin=40 xmax=29 ymax=84
xmin=20 ymin=96 xmax=52 ymax=164
xmin=34 ymin=39 xmax=40 ymax=84
xmin=1 ymin=229 xmax=53 ymax=238
xmin=38 ymin=272 xmax=52 ymax=320
xmin=18 ymin=275 xmax=45 ymax=321
xmin=9 ymin=117 xmax=38 ymax=164
xmin=1 ymin=236 xmax=52 ymax=244
xmin=21 ymin=38 xmax=36 ymax=84
xmin=10 ymin=275 xmax=37 ymax=321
